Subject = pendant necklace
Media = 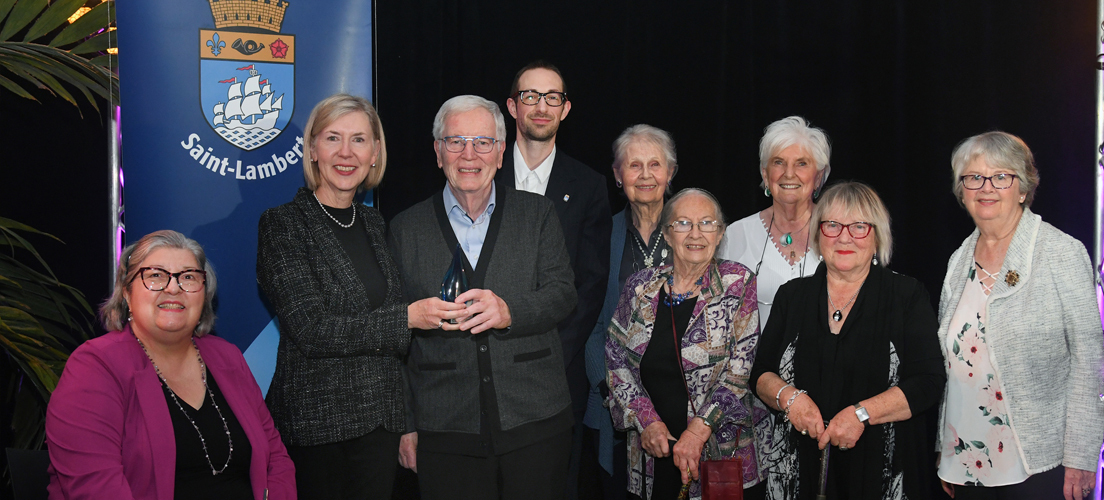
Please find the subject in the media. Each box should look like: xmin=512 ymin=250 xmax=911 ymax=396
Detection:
xmin=664 ymin=273 xmax=704 ymax=307
xmin=633 ymin=230 xmax=665 ymax=268
xmin=314 ymin=192 xmax=356 ymax=228
xmin=764 ymin=214 xmax=811 ymax=272
xmin=827 ymin=280 xmax=864 ymax=322
xmin=776 ymin=212 xmax=812 ymax=247
xmin=133 ymin=333 xmax=234 ymax=475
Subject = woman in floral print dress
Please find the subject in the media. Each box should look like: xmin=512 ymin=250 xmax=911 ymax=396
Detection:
xmin=936 ymin=132 xmax=1104 ymax=499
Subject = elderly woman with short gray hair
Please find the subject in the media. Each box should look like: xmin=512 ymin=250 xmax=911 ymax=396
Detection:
xmin=605 ymin=188 xmax=763 ymax=500
xmin=936 ymin=131 xmax=1104 ymax=500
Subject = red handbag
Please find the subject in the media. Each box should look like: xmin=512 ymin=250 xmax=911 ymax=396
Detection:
xmin=669 ymin=291 xmax=744 ymax=500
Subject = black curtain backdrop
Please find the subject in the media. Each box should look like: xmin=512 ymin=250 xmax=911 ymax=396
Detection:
xmin=374 ymin=0 xmax=1098 ymax=303
xmin=0 ymin=1 xmax=1096 ymax=333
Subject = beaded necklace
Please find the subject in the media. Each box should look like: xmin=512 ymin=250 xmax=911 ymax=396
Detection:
xmin=664 ymin=273 xmax=704 ymax=307
xmin=133 ymin=333 xmax=234 ymax=476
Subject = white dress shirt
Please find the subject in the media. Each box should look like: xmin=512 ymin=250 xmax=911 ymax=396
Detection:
xmin=512 ymin=142 xmax=556 ymax=196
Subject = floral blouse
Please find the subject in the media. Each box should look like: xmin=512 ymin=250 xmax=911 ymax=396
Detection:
xmin=938 ymin=267 xmax=1029 ymax=486
xmin=605 ymin=260 xmax=761 ymax=500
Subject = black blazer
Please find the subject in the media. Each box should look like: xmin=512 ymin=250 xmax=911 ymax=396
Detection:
xmin=498 ymin=149 xmax=611 ymax=366
xmin=257 ymin=187 xmax=410 ymax=446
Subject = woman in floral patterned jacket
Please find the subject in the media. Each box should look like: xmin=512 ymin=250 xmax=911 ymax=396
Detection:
xmin=606 ymin=188 xmax=763 ymax=500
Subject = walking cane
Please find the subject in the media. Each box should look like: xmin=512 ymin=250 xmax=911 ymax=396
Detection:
xmin=816 ymin=421 xmax=830 ymax=500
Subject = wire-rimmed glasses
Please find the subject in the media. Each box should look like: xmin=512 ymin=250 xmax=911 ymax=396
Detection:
xmin=668 ymin=220 xmax=722 ymax=233
xmin=439 ymin=136 xmax=499 ymax=154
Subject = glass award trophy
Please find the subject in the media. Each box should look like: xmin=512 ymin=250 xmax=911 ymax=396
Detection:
xmin=439 ymin=244 xmax=469 ymax=324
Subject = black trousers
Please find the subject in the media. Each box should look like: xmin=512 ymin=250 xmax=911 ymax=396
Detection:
xmin=418 ymin=427 xmax=573 ymax=500
xmin=284 ymin=427 xmax=402 ymax=500
xmin=951 ymin=465 xmax=1073 ymax=500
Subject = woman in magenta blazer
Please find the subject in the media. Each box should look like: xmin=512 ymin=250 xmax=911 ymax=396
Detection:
xmin=46 ymin=230 xmax=296 ymax=500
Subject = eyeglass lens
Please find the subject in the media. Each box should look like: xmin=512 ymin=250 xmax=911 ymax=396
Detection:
xmin=819 ymin=221 xmax=872 ymax=238
xmin=442 ymin=136 xmax=496 ymax=154
xmin=961 ymin=174 xmax=1015 ymax=190
xmin=141 ymin=267 xmax=206 ymax=292
xmin=671 ymin=220 xmax=720 ymax=233
xmin=518 ymin=91 xmax=566 ymax=107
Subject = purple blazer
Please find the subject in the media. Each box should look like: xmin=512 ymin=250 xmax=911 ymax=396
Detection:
xmin=46 ymin=328 xmax=296 ymax=500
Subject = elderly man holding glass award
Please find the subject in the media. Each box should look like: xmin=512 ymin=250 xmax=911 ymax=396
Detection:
xmin=388 ymin=94 xmax=577 ymax=500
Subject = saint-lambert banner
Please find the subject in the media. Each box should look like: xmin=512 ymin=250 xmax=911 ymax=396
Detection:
xmin=117 ymin=0 xmax=374 ymax=392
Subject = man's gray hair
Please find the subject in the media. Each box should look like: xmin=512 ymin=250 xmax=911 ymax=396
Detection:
xmin=432 ymin=95 xmax=507 ymax=143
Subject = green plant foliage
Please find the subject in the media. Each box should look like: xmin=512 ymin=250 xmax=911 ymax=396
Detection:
xmin=0 ymin=0 xmax=118 ymax=111
xmin=0 ymin=217 xmax=93 ymax=402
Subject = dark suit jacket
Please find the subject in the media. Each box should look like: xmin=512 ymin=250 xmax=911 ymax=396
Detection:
xmin=257 ymin=187 xmax=410 ymax=446
xmin=498 ymin=149 xmax=611 ymax=371
xmin=389 ymin=183 xmax=577 ymax=455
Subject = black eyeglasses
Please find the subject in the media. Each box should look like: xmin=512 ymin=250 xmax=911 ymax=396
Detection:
xmin=131 ymin=267 xmax=207 ymax=293
xmin=512 ymin=90 xmax=567 ymax=107
xmin=439 ymin=136 xmax=499 ymax=154
xmin=819 ymin=221 xmax=875 ymax=239
xmin=960 ymin=173 xmax=1017 ymax=190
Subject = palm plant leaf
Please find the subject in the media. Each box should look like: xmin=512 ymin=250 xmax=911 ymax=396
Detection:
xmin=0 ymin=0 xmax=46 ymax=41
xmin=0 ymin=219 xmax=94 ymax=402
xmin=0 ymin=0 xmax=118 ymax=109
xmin=22 ymin=0 xmax=83 ymax=42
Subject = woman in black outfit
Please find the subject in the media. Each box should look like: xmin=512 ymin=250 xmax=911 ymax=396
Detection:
xmin=257 ymin=93 xmax=410 ymax=499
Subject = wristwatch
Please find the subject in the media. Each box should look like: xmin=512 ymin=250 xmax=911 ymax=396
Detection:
xmin=853 ymin=404 xmax=870 ymax=427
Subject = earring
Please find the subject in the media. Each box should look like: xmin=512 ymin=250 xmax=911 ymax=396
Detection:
xmin=616 ymin=180 xmax=623 ymax=188
xmin=818 ymin=254 xmax=824 ymax=261
xmin=1020 ymin=196 xmax=1025 ymax=203
xmin=872 ymin=253 xmax=879 ymax=266
xmin=764 ymin=187 xmax=771 ymax=198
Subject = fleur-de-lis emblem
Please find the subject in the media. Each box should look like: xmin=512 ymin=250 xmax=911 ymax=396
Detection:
xmin=206 ymin=32 xmax=226 ymax=56
xmin=1005 ymin=270 xmax=1020 ymax=287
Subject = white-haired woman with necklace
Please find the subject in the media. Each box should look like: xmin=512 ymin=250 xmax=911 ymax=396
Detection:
xmin=720 ymin=116 xmax=831 ymax=329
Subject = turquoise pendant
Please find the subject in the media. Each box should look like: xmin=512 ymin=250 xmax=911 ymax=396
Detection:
xmin=782 ymin=233 xmax=793 ymax=246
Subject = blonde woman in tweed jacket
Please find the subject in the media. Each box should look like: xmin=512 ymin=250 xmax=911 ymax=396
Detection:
xmin=257 ymin=94 xmax=411 ymax=500
xmin=936 ymin=131 xmax=1104 ymax=500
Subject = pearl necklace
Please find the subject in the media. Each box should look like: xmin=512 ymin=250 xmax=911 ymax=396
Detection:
xmin=133 ymin=333 xmax=234 ymax=476
xmin=313 ymin=192 xmax=356 ymax=228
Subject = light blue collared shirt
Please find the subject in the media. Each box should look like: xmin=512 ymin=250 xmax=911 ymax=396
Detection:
xmin=443 ymin=182 xmax=496 ymax=269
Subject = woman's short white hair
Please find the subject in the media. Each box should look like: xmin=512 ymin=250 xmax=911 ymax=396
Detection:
xmin=809 ymin=181 xmax=893 ymax=266
xmin=758 ymin=116 xmax=832 ymax=195
xmin=611 ymin=124 xmax=679 ymax=194
xmin=431 ymin=95 xmax=507 ymax=143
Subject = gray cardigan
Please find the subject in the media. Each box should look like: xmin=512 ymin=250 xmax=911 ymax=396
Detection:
xmin=389 ymin=184 xmax=577 ymax=454
xmin=936 ymin=208 xmax=1104 ymax=472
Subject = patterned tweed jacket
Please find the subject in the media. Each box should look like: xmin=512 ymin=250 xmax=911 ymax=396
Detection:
xmin=257 ymin=187 xmax=410 ymax=446
xmin=606 ymin=260 xmax=760 ymax=499
xmin=936 ymin=208 xmax=1104 ymax=472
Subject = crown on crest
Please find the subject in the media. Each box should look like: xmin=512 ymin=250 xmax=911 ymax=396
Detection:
xmin=208 ymin=0 xmax=289 ymax=32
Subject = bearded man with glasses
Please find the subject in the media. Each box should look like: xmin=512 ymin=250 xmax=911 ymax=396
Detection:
xmin=496 ymin=61 xmax=613 ymax=500
xmin=389 ymin=94 xmax=578 ymax=500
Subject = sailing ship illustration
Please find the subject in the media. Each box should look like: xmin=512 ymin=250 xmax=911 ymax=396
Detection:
xmin=210 ymin=66 xmax=285 ymax=150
